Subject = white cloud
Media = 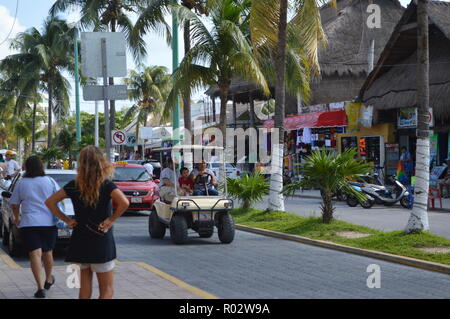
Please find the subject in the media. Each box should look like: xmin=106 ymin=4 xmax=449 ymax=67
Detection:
xmin=0 ymin=5 xmax=26 ymax=60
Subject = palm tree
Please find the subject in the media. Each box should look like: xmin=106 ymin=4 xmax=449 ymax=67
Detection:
xmin=283 ymin=149 xmax=371 ymax=223
xmin=124 ymin=65 xmax=172 ymax=138
xmin=50 ymin=0 xmax=171 ymax=131
xmin=406 ymin=0 xmax=430 ymax=233
xmin=166 ymin=0 xmax=269 ymax=153
xmin=1 ymin=17 xmax=73 ymax=147
xmin=249 ymin=0 xmax=331 ymax=211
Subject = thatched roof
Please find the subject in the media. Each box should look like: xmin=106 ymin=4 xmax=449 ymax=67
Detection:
xmin=359 ymin=1 xmax=450 ymax=120
xmin=206 ymin=0 xmax=404 ymax=105
xmin=319 ymin=0 xmax=404 ymax=76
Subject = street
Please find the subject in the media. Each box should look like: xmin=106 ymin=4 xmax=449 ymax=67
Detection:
xmin=3 ymin=213 xmax=450 ymax=299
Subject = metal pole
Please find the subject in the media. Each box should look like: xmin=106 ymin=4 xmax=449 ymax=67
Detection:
xmin=101 ymin=38 xmax=112 ymax=161
xmin=95 ymin=100 xmax=99 ymax=147
xmin=74 ymin=27 xmax=81 ymax=143
xmin=172 ymin=0 xmax=180 ymax=146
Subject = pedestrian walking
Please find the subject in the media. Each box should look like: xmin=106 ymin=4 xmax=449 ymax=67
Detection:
xmin=398 ymin=146 xmax=414 ymax=186
xmin=45 ymin=146 xmax=129 ymax=299
xmin=9 ymin=156 xmax=60 ymax=298
xmin=5 ymin=150 xmax=20 ymax=180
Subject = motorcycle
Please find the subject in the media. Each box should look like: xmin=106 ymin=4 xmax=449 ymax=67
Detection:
xmin=346 ymin=182 xmax=376 ymax=209
xmin=349 ymin=177 xmax=409 ymax=208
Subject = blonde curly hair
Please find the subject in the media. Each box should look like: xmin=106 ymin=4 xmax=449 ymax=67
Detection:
xmin=76 ymin=146 xmax=114 ymax=207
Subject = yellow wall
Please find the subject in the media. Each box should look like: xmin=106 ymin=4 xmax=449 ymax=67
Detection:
xmin=337 ymin=123 xmax=395 ymax=152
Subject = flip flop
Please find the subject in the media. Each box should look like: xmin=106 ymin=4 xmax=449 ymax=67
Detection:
xmin=44 ymin=275 xmax=55 ymax=290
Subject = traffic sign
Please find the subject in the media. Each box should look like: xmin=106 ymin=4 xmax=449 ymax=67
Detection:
xmin=126 ymin=133 xmax=137 ymax=147
xmin=112 ymin=130 xmax=127 ymax=145
xmin=81 ymin=32 xmax=127 ymax=78
xmin=83 ymin=85 xmax=128 ymax=101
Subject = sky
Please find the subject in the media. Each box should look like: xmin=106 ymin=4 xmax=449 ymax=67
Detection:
xmin=0 ymin=0 xmax=445 ymax=115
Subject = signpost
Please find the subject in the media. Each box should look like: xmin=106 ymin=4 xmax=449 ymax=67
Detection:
xmin=81 ymin=32 xmax=127 ymax=162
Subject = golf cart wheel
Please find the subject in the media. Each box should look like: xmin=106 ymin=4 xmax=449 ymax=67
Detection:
xmin=148 ymin=210 xmax=166 ymax=239
xmin=400 ymin=196 xmax=409 ymax=209
xmin=170 ymin=214 xmax=188 ymax=244
xmin=8 ymin=227 xmax=20 ymax=257
xmin=2 ymin=224 xmax=8 ymax=246
xmin=346 ymin=196 xmax=359 ymax=207
xmin=360 ymin=199 xmax=374 ymax=209
xmin=217 ymin=213 xmax=235 ymax=244
xmin=199 ymin=229 xmax=214 ymax=238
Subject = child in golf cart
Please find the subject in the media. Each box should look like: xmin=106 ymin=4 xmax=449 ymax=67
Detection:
xmin=178 ymin=167 xmax=194 ymax=196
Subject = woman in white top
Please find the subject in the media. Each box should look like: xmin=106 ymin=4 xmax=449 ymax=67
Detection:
xmin=10 ymin=156 xmax=59 ymax=298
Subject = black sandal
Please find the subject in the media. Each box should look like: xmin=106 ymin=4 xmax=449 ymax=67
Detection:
xmin=44 ymin=275 xmax=55 ymax=290
xmin=34 ymin=289 xmax=46 ymax=298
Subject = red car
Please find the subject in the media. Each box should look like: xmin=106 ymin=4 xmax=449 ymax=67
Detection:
xmin=112 ymin=162 xmax=159 ymax=212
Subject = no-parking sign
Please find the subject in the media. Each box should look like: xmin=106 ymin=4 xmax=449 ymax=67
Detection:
xmin=112 ymin=130 xmax=127 ymax=145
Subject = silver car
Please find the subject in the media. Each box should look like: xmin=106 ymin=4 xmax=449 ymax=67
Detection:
xmin=0 ymin=170 xmax=77 ymax=256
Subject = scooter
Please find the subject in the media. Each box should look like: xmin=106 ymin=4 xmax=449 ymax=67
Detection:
xmin=346 ymin=182 xmax=376 ymax=209
xmin=357 ymin=175 xmax=410 ymax=208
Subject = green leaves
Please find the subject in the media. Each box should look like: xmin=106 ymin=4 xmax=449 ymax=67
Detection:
xmin=226 ymin=172 xmax=270 ymax=209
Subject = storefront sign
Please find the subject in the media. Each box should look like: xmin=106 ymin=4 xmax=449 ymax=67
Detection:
xmin=398 ymin=107 xmax=434 ymax=128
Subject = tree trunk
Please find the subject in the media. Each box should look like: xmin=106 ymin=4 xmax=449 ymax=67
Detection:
xmin=32 ymin=101 xmax=37 ymax=153
xmin=47 ymin=82 xmax=53 ymax=147
xmin=321 ymin=189 xmax=334 ymax=223
xmin=268 ymin=0 xmax=288 ymax=212
xmin=212 ymin=97 xmax=216 ymax=123
xmin=406 ymin=0 xmax=430 ymax=233
xmin=232 ymin=95 xmax=237 ymax=129
xmin=219 ymin=82 xmax=230 ymax=182
xmin=183 ymin=19 xmax=192 ymax=133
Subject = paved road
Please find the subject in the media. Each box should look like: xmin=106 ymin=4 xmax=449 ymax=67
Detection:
xmin=5 ymin=215 xmax=450 ymax=299
xmin=254 ymin=196 xmax=450 ymax=239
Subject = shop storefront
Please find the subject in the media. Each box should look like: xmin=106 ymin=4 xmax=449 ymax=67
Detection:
xmin=263 ymin=109 xmax=348 ymax=177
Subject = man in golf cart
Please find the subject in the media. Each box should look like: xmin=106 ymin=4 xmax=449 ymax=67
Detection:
xmin=191 ymin=160 xmax=219 ymax=196
xmin=159 ymin=158 xmax=179 ymax=203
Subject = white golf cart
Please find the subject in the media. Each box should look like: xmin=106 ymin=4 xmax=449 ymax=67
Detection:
xmin=149 ymin=145 xmax=235 ymax=244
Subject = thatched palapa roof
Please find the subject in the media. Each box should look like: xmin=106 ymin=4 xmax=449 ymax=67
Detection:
xmin=359 ymin=1 xmax=450 ymax=121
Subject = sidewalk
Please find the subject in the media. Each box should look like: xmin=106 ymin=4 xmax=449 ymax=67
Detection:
xmin=0 ymin=249 xmax=214 ymax=299
xmin=293 ymin=189 xmax=450 ymax=212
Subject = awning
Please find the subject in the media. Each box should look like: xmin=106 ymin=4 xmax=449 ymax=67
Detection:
xmin=263 ymin=110 xmax=347 ymax=130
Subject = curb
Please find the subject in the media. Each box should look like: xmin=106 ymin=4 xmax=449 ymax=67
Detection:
xmin=235 ymin=224 xmax=450 ymax=275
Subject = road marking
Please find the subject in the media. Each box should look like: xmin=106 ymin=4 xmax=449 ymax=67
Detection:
xmin=0 ymin=248 xmax=21 ymax=269
xmin=117 ymin=260 xmax=219 ymax=299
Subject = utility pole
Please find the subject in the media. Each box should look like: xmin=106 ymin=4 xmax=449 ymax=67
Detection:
xmin=95 ymin=100 xmax=99 ymax=147
xmin=74 ymin=26 xmax=81 ymax=144
xmin=172 ymin=0 xmax=181 ymax=146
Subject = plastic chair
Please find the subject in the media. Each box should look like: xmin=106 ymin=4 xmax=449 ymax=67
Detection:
xmin=428 ymin=187 xmax=443 ymax=209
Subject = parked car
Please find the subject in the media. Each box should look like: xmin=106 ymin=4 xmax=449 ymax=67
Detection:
xmin=0 ymin=170 xmax=77 ymax=256
xmin=123 ymin=160 xmax=162 ymax=179
xmin=113 ymin=162 xmax=159 ymax=212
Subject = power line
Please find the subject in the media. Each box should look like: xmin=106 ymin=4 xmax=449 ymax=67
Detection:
xmin=0 ymin=0 xmax=20 ymax=46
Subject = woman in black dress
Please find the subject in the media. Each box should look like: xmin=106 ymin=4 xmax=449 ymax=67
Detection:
xmin=45 ymin=146 xmax=129 ymax=299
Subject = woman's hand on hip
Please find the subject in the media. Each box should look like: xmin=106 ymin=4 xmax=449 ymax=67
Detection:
xmin=99 ymin=217 xmax=114 ymax=233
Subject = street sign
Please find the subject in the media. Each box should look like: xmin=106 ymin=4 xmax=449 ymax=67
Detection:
xmin=139 ymin=127 xmax=153 ymax=140
xmin=83 ymin=85 xmax=128 ymax=101
xmin=126 ymin=133 xmax=137 ymax=147
xmin=112 ymin=130 xmax=127 ymax=146
xmin=81 ymin=32 xmax=127 ymax=78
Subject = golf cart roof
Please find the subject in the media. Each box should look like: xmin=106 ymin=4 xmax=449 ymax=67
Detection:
xmin=153 ymin=145 xmax=224 ymax=151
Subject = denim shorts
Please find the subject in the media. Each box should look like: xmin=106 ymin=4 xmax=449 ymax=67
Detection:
xmin=79 ymin=260 xmax=115 ymax=273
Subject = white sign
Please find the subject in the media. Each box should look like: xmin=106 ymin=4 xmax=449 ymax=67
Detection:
xmin=112 ymin=130 xmax=127 ymax=145
xmin=139 ymin=127 xmax=153 ymax=140
xmin=81 ymin=32 xmax=127 ymax=78
xmin=83 ymin=85 xmax=128 ymax=101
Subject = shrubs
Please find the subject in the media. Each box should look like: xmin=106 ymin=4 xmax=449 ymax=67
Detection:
xmin=226 ymin=172 xmax=269 ymax=209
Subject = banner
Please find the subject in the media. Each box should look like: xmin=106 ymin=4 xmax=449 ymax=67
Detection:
xmin=345 ymin=102 xmax=361 ymax=132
